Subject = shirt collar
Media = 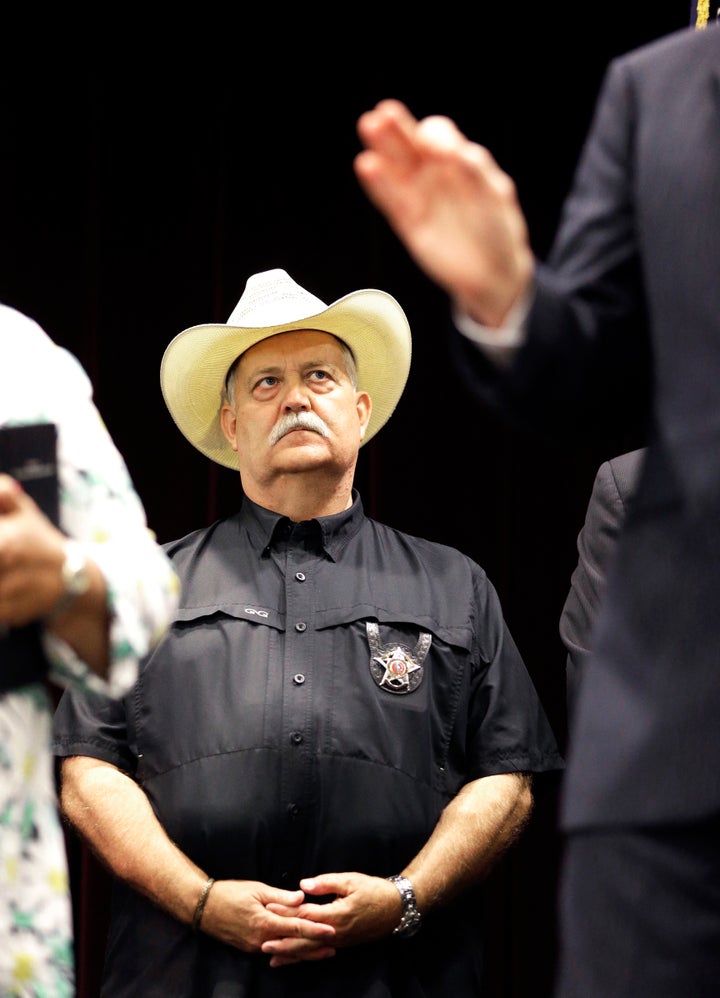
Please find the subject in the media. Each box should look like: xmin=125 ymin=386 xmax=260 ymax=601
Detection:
xmin=241 ymin=490 xmax=365 ymax=562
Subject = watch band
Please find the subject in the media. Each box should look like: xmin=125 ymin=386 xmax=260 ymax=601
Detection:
xmin=47 ymin=540 xmax=91 ymax=619
xmin=386 ymin=874 xmax=422 ymax=938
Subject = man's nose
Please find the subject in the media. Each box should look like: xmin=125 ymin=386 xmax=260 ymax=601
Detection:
xmin=282 ymin=382 xmax=311 ymax=412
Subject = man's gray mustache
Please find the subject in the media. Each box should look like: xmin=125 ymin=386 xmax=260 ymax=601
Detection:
xmin=269 ymin=412 xmax=331 ymax=446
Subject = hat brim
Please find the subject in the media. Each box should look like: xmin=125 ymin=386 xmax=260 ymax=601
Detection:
xmin=160 ymin=288 xmax=412 ymax=469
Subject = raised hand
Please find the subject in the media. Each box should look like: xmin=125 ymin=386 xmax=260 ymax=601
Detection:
xmin=354 ymin=99 xmax=533 ymax=327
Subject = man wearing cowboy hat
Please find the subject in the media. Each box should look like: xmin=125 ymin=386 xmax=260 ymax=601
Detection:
xmin=53 ymin=269 xmax=562 ymax=997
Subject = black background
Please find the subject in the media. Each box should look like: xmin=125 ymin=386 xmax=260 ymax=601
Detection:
xmin=2 ymin=7 xmax=691 ymax=995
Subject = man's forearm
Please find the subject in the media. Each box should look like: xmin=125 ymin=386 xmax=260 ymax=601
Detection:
xmin=60 ymin=755 xmax=209 ymax=926
xmin=402 ymin=772 xmax=533 ymax=912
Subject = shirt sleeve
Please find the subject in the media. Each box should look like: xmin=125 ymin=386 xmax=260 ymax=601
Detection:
xmin=467 ymin=566 xmax=564 ymax=775
xmin=38 ymin=342 xmax=180 ymax=698
xmin=451 ymin=283 xmax=534 ymax=368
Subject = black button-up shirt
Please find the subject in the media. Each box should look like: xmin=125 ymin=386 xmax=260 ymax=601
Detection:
xmin=53 ymin=491 xmax=563 ymax=997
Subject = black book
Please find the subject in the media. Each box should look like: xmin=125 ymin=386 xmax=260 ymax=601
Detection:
xmin=0 ymin=421 xmax=59 ymax=524
xmin=0 ymin=422 xmax=60 ymax=693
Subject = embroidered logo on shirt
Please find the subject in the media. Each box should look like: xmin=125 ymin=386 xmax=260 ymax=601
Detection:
xmin=366 ymin=621 xmax=431 ymax=695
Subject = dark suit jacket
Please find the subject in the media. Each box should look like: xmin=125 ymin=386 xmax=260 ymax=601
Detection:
xmin=559 ymin=449 xmax=645 ymax=711
xmin=454 ymin=24 xmax=720 ymax=828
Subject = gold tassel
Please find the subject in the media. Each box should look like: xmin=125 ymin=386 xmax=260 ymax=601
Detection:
xmin=695 ymin=0 xmax=710 ymax=28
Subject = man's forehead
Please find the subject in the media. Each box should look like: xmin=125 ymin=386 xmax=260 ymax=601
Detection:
xmin=238 ymin=329 xmax=344 ymax=368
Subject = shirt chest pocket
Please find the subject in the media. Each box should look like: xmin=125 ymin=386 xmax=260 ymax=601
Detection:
xmin=316 ymin=609 xmax=473 ymax=781
xmin=134 ymin=605 xmax=286 ymax=778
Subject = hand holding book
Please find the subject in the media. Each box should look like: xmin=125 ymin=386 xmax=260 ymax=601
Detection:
xmin=0 ymin=422 xmax=63 ymax=689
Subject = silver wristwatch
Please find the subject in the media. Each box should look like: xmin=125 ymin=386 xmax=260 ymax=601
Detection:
xmin=49 ymin=540 xmax=91 ymax=618
xmin=386 ymin=874 xmax=422 ymax=938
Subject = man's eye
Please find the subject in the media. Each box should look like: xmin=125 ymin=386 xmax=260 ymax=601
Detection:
xmin=310 ymin=370 xmax=330 ymax=381
xmin=258 ymin=376 xmax=278 ymax=388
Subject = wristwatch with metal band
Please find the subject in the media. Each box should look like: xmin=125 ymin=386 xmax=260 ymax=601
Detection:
xmin=386 ymin=874 xmax=422 ymax=938
xmin=49 ymin=540 xmax=91 ymax=618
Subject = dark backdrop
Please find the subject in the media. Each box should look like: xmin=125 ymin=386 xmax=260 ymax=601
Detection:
xmin=2 ymin=7 xmax=688 ymax=996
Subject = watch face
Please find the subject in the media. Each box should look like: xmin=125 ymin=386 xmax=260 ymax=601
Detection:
xmin=62 ymin=542 xmax=90 ymax=595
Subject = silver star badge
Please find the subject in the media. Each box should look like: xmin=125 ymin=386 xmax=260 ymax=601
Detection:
xmin=366 ymin=622 xmax=431 ymax=695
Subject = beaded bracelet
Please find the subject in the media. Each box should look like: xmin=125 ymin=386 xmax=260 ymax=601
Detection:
xmin=192 ymin=877 xmax=216 ymax=932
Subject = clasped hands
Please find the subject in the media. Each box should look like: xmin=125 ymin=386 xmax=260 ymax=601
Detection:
xmin=197 ymin=872 xmax=404 ymax=968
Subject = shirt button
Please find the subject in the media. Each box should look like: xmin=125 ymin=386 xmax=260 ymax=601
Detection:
xmin=295 ymin=572 xmax=306 ymax=582
xmin=295 ymin=621 xmax=307 ymax=632
xmin=290 ymin=731 xmax=304 ymax=745
xmin=293 ymin=674 xmax=306 ymax=685
xmin=287 ymin=803 xmax=300 ymax=818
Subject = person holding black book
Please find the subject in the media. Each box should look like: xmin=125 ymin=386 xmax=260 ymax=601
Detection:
xmin=0 ymin=302 xmax=180 ymax=997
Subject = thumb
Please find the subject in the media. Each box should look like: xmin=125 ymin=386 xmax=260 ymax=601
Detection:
xmin=0 ymin=474 xmax=26 ymax=514
xmin=300 ymin=874 xmax=345 ymax=897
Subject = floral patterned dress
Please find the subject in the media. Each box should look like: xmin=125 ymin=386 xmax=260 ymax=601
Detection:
xmin=0 ymin=304 xmax=180 ymax=997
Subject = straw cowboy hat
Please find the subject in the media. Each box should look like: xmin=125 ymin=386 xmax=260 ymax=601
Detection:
xmin=160 ymin=268 xmax=412 ymax=469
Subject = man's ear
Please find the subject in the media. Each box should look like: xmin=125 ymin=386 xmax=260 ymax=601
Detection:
xmin=357 ymin=391 xmax=371 ymax=440
xmin=220 ymin=404 xmax=239 ymax=452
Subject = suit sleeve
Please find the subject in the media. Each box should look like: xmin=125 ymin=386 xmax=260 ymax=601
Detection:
xmin=560 ymin=462 xmax=618 ymax=705
xmin=559 ymin=450 xmax=643 ymax=708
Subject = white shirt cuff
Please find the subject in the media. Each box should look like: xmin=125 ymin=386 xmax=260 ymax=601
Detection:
xmin=451 ymin=285 xmax=533 ymax=368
